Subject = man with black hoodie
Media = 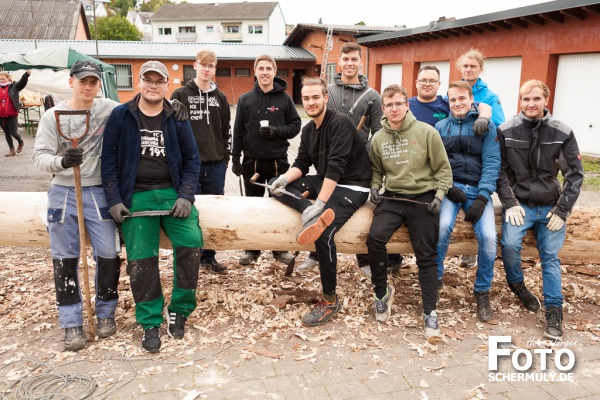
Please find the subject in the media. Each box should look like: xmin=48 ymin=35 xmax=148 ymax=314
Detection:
xmin=171 ymin=50 xmax=230 ymax=275
xmin=231 ymin=54 xmax=301 ymax=266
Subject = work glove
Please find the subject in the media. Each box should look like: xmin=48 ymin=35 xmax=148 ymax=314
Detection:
xmin=505 ymin=205 xmax=526 ymax=226
xmin=427 ymin=196 xmax=442 ymax=214
xmin=171 ymin=198 xmax=192 ymax=219
xmin=269 ymin=175 xmax=288 ymax=197
xmin=546 ymin=212 xmax=565 ymax=231
xmin=446 ymin=186 xmax=467 ymax=203
xmin=259 ymin=126 xmax=279 ymax=139
xmin=170 ymin=99 xmax=189 ymax=122
xmin=473 ymin=117 xmax=490 ymax=135
xmin=232 ymin=160 xmax=243 ymax=176
xmin=370 ymin=188 xmax=382 ymax=205
xmin=301 ymin=199 xmax=326 ymax=225
xmin=109 ymin=203 xmax=130 ymax=223
xmin=61 ymin=147 xmax=84 ymax=168
xmin=464 ymin=195 xmax=488 ymax=224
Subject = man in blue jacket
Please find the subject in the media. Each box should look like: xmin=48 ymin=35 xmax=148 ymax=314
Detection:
xmin=102 ymin=61 xmax=202 ymax=353
xmin=434 ymin=81 xmax=500 ymax=322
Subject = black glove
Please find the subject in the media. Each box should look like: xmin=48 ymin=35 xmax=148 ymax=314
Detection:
xmin=61 ymin=147 xmax=83 ymax=168
xmin=171 ymin=99 xmax=189 ymax=122
xmin=464 ymin=195 xmax=488 ymax=223
xmin=370 ymin=188 xmax=382 ymax=205
xmin=259 ymin=126 xmax=279 ymax=139
xmin=232 ymin=160 xmax=243 ymax=176
xmin=171 ymin=198 xmax=192 ymax=218
xmin=427 ymin=196 xmax=442 ymax=214
xmin=473 ymin=117 xmax=490 ymax=135
xmin=109 ymin=203 xmax=130 ymax=223
xmin=446 ymin=186 xmax=467 ymax=203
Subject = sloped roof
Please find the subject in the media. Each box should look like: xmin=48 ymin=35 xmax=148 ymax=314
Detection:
xmin=0 ymin=39 xmax=316 ymax=61
xmin=0 ymin=0 xmax=89 ymax=40
xmin=152 ymin=2 xmax=278 ymax=22
xmin=284 ymin=23 xmax=407 ymax=46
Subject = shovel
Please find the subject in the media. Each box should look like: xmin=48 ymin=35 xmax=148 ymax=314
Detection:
xmin=54 ymin=110 xmax=95 ymax=339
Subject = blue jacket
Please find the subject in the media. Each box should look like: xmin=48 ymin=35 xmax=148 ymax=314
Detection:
xmin=435 ymin=105 xmax=500 ymax=199
xmin=471 ymin=78 xmax=505 ymax=127
xmin=101 ymin=94 xmax=200 ymax=209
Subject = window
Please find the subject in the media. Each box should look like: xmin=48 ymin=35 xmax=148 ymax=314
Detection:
xmin=326 ymin=63 xmax=337 ymax=85
xmin=248 ymin=25 xmax=263 ymax=34
xmin=235 ymin=68 xmax=250 ymax=77
xmin=183 ymin=65 xmax=195 ymax=86
xmin=276 ymin=69 xmax=288 ymax=78
xmin=178 ymin=26 xmax=195 ymax=33
xmin=206 ymin=25 xmax=214 ymax=33
xmin=113 ymin=64 xmax=133 ymax=90
xmin=158 ymin=27 xmax=172 ymax=36
xmin=216 ymin=68 xmax=231 ymax=77
xmin=225 ymin=25 xmax=239 ymax=33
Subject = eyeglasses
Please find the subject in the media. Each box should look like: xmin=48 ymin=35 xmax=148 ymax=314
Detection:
xmin=198 ymin=63 xmax=216 ymax=70
xmin=418 ymin=80 xmax=439 ymax=86
xmin=141 ymin=78 xmax=167 ymax=88
xmin=383 ymin=101 xmax=407 ymax=110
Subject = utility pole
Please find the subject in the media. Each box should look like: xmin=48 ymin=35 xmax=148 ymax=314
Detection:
xmin=28 ymin=0 xmax=38 ymax=49
xmin=92 ymin=0 xmax=99 ymax=57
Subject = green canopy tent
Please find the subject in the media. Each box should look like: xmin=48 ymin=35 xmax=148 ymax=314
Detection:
xmin=0 ymin=46 xmax=119 ymax=101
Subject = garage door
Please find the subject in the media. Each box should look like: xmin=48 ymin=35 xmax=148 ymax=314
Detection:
xmin=380 ymin=64 xmax=402 ymax=92
xmin=553 ymin=53 xmax=600 ymax=156
xmin=480 ymin=57 xmax=522 ymax=121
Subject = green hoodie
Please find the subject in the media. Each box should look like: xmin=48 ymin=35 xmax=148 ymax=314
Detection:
xmin=370 ymin=110 xmax=452 ymax=198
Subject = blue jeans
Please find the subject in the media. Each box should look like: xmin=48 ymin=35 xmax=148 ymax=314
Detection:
xmin=196 ymin=160 xmax=226 ymax=261
xmin=501 ymin=202 xmax=565 ymax=308
xmin=47 ymin=185 xmax=120 ymax=328
xmin=436 ymin=183 xmax=497 ymax=293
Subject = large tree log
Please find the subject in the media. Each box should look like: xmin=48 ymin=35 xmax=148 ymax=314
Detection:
xmin=1 ymin=192 xmax=599 ymax=259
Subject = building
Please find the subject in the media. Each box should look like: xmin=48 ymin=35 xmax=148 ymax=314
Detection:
xmin=358 ymin=0 xmax=600 ymax=155
xmin=82 ymin=0 xmax=111 ymax=18
xmin=150 ymin=2 xmax=287 ymax=44
xmin=127 ymin=11 xmax=153 ymax=41
xmin=0 ymin=0 xmax=90 ymax=40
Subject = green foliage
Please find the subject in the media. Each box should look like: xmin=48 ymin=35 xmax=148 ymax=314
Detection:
xmin=111 ymin=0 xmax=136 ymax=17
xmin=355 ymin=21 xmax=366 ymax=25
xmin=582 ymin=156 xmax=600 ymax=190
xmin=139 ymin=0 xmax=173 ymax=12
xmin=91 ymin=16 xmax=142 ymax=41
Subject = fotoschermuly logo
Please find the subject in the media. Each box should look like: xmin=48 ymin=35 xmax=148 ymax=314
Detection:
xmin=488 ymin=336 xmax=576 ymax=382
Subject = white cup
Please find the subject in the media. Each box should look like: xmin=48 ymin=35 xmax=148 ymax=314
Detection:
xmin=260 ymin=120 xmax=269 ymax=128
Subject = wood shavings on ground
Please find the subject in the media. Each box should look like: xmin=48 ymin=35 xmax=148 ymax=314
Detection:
xmin=243 ymin=347 xmax=282 ymax=359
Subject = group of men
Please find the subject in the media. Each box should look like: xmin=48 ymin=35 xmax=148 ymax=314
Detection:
xmin=33 ymin=43 xmax=583 ymax=353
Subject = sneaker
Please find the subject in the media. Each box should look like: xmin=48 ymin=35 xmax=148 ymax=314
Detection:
xmin=296 ymin=209 xmax=335 ymax=245
xmin=97 ymin=317 xmax=117 ymax=338
xmin=273 ymin=251 xmax=295 ymax=264
xmin=374 ymin=285 xmax=395 ymax=323
xmin=359 ymin=265 xmax=372 ymax=279
xmin=544 ymin=306 xmax=563 ymax=340
xmin=297 ymin=257 xmax=319 ymax=272
xmin=202 ymin=258 xmax=228 ymax=274
xmin=163 ymin=306 xmax=186 ymax=339
xmin=142 ymin=326 xmax=161 ymax=352
xmin=239 ymin=251 xmax=259 ymax=265
xmin=301 ymin=297 xmax=342 ymax=327
xmin=508 ymin=282 xmax=541 ymax=312
xmin=423 ymin=311 xmax=442 ymax=343
xmin=460 ymin=255 xmax=477 ymax=268
xmin=474 ymin=291 xmax=492 ymax=322
xmin=64 ymin=326 xmax=86 ymax=351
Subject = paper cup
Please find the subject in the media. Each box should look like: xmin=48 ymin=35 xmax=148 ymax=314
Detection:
xmin=260 ymin=120 xmax=269 ymax=128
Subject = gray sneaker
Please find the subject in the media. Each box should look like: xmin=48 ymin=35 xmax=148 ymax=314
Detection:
xmin=297 ymin=257 xmax=319 ymax=272
xmin=296 ymin=209 xmax=335 ymax=245
xmin=239 ymin=251 xmax=259 ymax=265
xmin=97 ymin=317 xmax=117 ymax=338
xmin=460 ymin=255 xmax=477 ymax=268
xmin=301 ymin=297 xmax=342 ymax=327
xmin=273 ymin=251 xmax=295 ymax=264
xmin=64 ymin=326 xmax=86 ymax=351
xmin=374 ymin=285 xmax=395 ymax=323
xmin=423 ymin=311 xmax=442 ymax=343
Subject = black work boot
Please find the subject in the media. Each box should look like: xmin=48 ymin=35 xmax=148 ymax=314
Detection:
xmin=64 ymin=326 xmax=86 ymax=351
xmin=474 ymin=291 xmax=492 ymax=322
xmin=508 ymin=282 xmax=541 ymax=312
xmin=544 ymin=306 xmax=563 ymax=340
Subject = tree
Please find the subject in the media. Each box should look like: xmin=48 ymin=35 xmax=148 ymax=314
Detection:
xmin=92 ymin=16 xmax=143 ymax=41
xmin=139 ymin=0 xmax=173 ymax=12
xmin=355 ymin=21 xmax=366 ymax=26
xmin=111 ymin=0 xmax=136 ymax=17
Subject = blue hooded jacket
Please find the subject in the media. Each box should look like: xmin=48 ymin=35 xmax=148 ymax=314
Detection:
xmin=471 ymin=78 xmax=505 ymax=127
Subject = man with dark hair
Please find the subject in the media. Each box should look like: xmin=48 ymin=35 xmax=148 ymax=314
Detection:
xmin=268 ymin=77 xmax=371 ymax=327
xmin=231 ymin=54 xmax=301 ymax=266
xmin=171 ymin=50 xmax=230 ymax=275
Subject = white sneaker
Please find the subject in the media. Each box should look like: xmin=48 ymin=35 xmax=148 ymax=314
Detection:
xmin=423 ymin=310 xmax=442 ymax=343
xmin=297 ymin=257 xmax=319 ymax=271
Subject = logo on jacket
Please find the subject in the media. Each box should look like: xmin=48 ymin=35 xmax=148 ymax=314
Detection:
xmin=267 ymin=106 xmax=279 ymax=112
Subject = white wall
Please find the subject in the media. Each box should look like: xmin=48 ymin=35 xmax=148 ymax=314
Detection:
xmin=380 ymin=64 xmax=402 ymax=93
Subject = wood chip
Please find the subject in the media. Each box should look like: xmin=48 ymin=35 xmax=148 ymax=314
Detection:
xmin=243 ymin=346 xmax=282 ymax=359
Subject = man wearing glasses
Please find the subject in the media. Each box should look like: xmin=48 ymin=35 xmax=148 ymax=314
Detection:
xmin=367 ymin=84 xmax=451 ymax=342
xmin=171 ymin=50 xmax=230 ymax=275
xmin=102 ymin=61 xmax=203 ymax=353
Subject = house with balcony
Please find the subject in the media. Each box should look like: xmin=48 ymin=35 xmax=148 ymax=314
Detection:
xmin=127 ymin=10 xmax=153 ymax=41
xmin=150 ymin=1 xmax=287 ymax=44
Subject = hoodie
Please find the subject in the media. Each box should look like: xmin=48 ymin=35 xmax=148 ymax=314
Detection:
xmin=470 ymin=78 xmax=505 ymax=127
xmin=232 ymin=77 xmax=301 ymax=162
xmin=370 ymin=110 xmax=452 ymax=198
xmin=171 ymin=79 xmax=231 ymax=163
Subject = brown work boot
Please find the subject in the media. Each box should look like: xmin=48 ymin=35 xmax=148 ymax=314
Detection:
xmin=5 ymin=148 xmax=16 ymax=157
xmin=17 ymin=141 xmax=24 ymax=153
xmin=296 ymin=208 xmax=335 ymax=245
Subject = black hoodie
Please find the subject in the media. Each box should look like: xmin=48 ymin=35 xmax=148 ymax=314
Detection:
xmin=232 ymin=77 xmax=301 ymax=161
xmin=171 ymin=79 xmax=231 ymax=163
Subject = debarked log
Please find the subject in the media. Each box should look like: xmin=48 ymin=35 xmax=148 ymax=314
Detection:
xmin=1 ymin=192 xmax=599 ymax=259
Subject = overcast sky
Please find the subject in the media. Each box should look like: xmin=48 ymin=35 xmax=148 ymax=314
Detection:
xmin=183 ymin=0 xmax=556 ymax=28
